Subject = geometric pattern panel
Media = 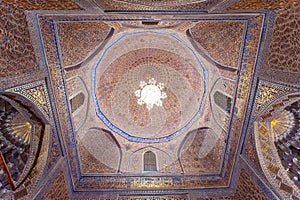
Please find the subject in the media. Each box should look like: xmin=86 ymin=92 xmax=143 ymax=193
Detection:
xmin=254 ymin=79 xmax=295 ymax=113
xmin=41 ymin=171 xmax=69 ymax=200
xmin=57 ymin=21 xmax=111 ymax=67
xmin=6 ymin=80 xmax=51 ymax=121
xmin=228 ymin=0 xmax=300 ymax=79
xmin=198 ymin=168 xmax=270 ymax=200
xmin=0 ymin=1 xmax=82 ymax=78
xmin=190 ymin=21 xmax=245 ymax=68
xmin=267 ymin=1 xmax=300 ymax=74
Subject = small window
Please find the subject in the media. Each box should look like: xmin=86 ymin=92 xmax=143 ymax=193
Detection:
xmin=144 ymin=151 xmax=157 ymax=171
xmin=214 ymin=91 xmax=232 ymax=114
xmin=142 ymin=21 xmax=160 ymax=26
xmin=70 ymin=92 xmax=85 ymax=113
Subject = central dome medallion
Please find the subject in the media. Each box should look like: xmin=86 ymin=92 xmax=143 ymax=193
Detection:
xmin=93 ymin=31 xmax=206 ymax=143
xmin=135 ymin=78 xmax=167 ymax=110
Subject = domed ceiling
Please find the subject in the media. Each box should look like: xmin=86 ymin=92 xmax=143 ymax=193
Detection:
xmin=94 ymin=31 xmax=206 ymax=141
xmin=27 ymin=11 xmax=266 ymax=196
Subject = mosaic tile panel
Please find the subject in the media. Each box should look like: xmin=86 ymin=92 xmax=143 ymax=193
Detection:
xmin=180 ymin=128 xmax=224 ymax=174
xmin=3 ymin=0 xmax=81 ymax=10
xmin=267 ymin=1 xmax=300 ymax=74
xmin=238 ymin=170 xmax=271 ymax=199
xmin=5 ymin=80 xmax=51 ymax=121
xmin=197 ymin=168 xmax=269 ymax=200
xmin=0 ymin=1 xmax=82 ymax=78
xmin=57 ymin=21 xmax=110 ymax=66
xmin=41 ymin=171 xmax=69 ymax=200
xmin=190 ymin=21 xmax=245 ymax=68
xmin=236 ymin=15 xmax=263 ymax=100
xmin=254 ymin=79 xmax=295 ymax=113
xmin=0 ymin=3 xmax=38 ymax=78
xmin=228 ymin=0 xmax=300 ymax=75
xmin=228 ymin=0 xmax=288 ymax=11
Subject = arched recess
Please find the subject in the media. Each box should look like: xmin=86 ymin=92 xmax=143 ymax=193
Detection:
xmin=0 ymin=93 xmax=50 ymax=199
xmin=213 ymin=91 xmax=232 ymax=114
xmin=66 ymin=76 xmax=89 ymax=133
xmin=143 ymin=151 xmax=157 ymax=172
xmin=69 ymin=92 xmax=85 ymax=113
xmin=209 ymin=77 xmax=235 ymax=133
xmin=78 ymin=127 xmax=122 ymax=174
xmin=126 ymin=146 xmax=174 ymax=174
xmin=178 ymin=127 xmax=225 ymax=174
xmin=254 ymin=92 xmax=300 ymax=199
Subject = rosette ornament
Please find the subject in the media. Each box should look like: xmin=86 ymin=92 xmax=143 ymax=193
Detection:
xmin=135 ymin=78 xmax=167 ymax=110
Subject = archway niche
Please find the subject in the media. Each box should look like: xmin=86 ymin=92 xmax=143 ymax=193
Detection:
xmin=143 ymin=151 xmax=157 ymax=172
xmin=127 ymin=147 xmax=174 ymax=174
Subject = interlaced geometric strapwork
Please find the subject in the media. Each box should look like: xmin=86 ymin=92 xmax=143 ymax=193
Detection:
xmin=274 ymin=100 xmax=300 ymax=188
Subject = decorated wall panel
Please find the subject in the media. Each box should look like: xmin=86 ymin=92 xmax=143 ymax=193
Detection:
xmin=79 ymin=128 xmax=121 ymax=174
xmin=56 ymin=21 xmax=111 ymax=67
xmin=228 ymin=0 xmax=300 ymax=85
xmin=179 ymin=128 xmax=224 ymax=174
xmin=197 ymin=168 xmax=270 ymax=200
xmin=190 ymin=21 xmax=245 ymax=68
xmin=0 ymin=1 xmax=82 ymax=88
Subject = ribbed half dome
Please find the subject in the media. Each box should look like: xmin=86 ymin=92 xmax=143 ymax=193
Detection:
xmin=272 ymin=110 xmax=295 ymax=141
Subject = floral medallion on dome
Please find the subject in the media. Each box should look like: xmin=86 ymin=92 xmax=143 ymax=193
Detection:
xmin=135 ymin=78 xmax=167 ymax=111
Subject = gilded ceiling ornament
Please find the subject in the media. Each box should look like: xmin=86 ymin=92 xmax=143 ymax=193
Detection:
xmin=135 ymin=78 xmax=167 ymax=110
xmin=255 ymin=80 xmax=295 ymax=112
xmin=5 ymin=81 xmax=51 ymax=121
xmin=271 ymin=110 xmax=295 ymax=139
